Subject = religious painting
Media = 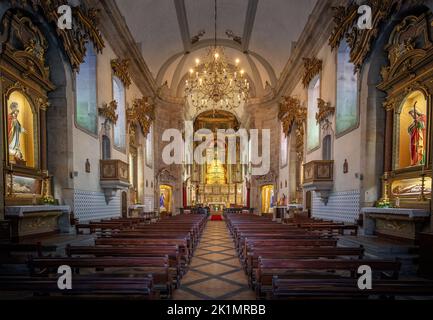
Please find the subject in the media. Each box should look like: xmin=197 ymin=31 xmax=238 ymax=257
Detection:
xmin=336 ymin=39 xmax=359 ymax=136
xmin=159 ymin=185 xmax=172 ymax=213
xmin=7 ymin=175 xmax=41 ymax=195
xmin=7 ymin=91 xmax=37 ymax=168
xmin=397 ymin=91 xmax=427 ymax=169
xmin=391 ymin=177 xmax=432 ymax=197
xmin=76 ymin=43 xmax=97 ymax=135
xmin=261 ymin=184 xmax=274 ymax=214
xmin=307 ymin=76 xmax=320 ymax=152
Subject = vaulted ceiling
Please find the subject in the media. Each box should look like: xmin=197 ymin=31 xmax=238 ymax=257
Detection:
xmin=115 ymin=0 xmax=318 ymax=99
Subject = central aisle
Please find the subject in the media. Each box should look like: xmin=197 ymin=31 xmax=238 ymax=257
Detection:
xmin=173 ymin=221 xmax=255 ymax=300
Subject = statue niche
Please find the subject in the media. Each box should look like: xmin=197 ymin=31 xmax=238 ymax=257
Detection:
xmin=377 ymin=14 xmax=433 ymax=208
xmin=7 ymin=93 xmax=37 ymax=168
xmin=1 ymin=11 xmax=55 ymax=205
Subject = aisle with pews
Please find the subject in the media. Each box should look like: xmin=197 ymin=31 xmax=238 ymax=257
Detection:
xmin=0 ymin=214 xmax=207 ymax=299
xmin=225 ymin=213 xmax=433 ymax=300
xmin=173 ymin=221 xmax=255 ymax=300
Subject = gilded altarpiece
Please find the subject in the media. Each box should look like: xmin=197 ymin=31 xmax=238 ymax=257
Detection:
xmin=377 ymin=14 xmax=433 ymax=209
xmin=1 ymin=12 xmax=55 ymax=205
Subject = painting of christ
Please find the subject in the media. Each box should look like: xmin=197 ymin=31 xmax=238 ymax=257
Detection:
xmin=408 ymin=102 xmax=426 ymax=166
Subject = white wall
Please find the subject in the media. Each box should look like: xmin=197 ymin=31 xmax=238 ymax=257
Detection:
xmin=71 ymin=38 xmax=154 ymax=220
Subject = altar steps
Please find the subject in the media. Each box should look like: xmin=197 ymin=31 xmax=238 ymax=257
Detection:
xmin=338 ymin=235 xmax=419 ymax=275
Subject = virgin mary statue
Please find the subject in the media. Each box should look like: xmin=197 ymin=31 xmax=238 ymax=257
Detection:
xmin=8 ymin=102 xmax=26 ymax=160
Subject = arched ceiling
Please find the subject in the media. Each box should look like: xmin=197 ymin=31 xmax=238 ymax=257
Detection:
xmin=115 ymin=0 xmax=318 ymax=100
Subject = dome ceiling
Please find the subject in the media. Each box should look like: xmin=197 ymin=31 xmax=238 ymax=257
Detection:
xmin=115 ymin=0 xmax=318 ymax=100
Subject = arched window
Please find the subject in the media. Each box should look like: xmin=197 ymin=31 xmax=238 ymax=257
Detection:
xmin=307 ymin=75 xmax=320 ymax=151
xmin=336 ymin=39 xmax=358 ymax=136
xmin=322 ymin=135 xmax=332 ymax=160
xmin=76 ymin=43 xmax=97 ymax=134
xmin=102 ymin=135 xmax=111 ymax=160
xmin=280 ymin=123 xmax=287 ymax=167
xmin=113 ymin=76 xmax=126 ymax=150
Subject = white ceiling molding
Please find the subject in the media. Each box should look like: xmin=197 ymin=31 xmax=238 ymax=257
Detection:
xmin=241 ymin=0 xmax=259 ymax=52
xmin=174 ymin=0 xmax=192 ymax=53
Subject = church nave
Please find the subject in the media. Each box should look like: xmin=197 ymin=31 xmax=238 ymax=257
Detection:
xmin=1 ymin=0 xmax=433 ymax=308
xmin=174 ymin=221 xmax=255 ymax=300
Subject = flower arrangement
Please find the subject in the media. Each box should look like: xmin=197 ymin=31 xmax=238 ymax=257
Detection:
xmin=41 ymin=195 xmax=56 ymax=205
xmin=376 ymin=198 xmax=391 ymax=208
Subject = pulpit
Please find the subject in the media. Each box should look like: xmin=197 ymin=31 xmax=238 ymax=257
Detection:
xmin=303 ymin=160 xmax=334 ymax=204
xmin=100 ymin=159 xmax=130 ymax=203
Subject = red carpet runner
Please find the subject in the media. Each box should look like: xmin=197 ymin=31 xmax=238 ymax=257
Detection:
xmin=210 ymin=215 xmax=223 ymax=221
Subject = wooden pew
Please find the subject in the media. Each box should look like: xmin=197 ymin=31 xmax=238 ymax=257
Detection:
xmin=271 ymin=277 xmax=433 ymax=300
xmin=246 ymin=246 xmax=365 ymax=287
xmin=0 ymin=242 xmax=57 ymax=264
xmin=0 ymin=275 xmax=155 ymax=299
xmin=95 ymin=238 xmax=191 ymax=265
xmin=256 ymin=258 xmax=401 ymax=298
xmin=66 ymin=244 xmax=182 ymax=287
xmin=29 ymin=256 xmax=172 ymax=298
xmin=242 ymin=238 xmax=338 ymax=266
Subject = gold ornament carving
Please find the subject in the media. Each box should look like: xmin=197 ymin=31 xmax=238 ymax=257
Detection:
xmin=315 ymin=98 xmax=335 ymax=124
xmin=329 ymin=0 xmax=403 ymax=71
xmin=9 ymin=0 xmax=105 ymax=71
xmin=127 ymin=97 xmax=154 ymax=137
xmin=302 ymin=57 xmax=322 ymax=88
xmin=279 ymin=96 xmax=307 ymax=159
xmin=111 ymin=59 xmax=132 ymax=88
xmin=35 ymin=97 xmax=50 ymax=111
xmin=379 ymin=14 xmax=433 ymax=85
xmin=99 ymin=100 xmax=118 ymax=124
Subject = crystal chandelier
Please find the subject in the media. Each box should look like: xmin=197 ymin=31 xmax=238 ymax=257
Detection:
xmin=184 ymin=0 xmax=250 ymax=112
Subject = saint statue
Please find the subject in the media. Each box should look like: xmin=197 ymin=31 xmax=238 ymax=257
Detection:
xmin=159 ymin=192 xmax=166 ymax=211
xmin=8 ymin=102 xmax=26 ymax=161
xmin=408 ymin=102 xmax=426 ymax=166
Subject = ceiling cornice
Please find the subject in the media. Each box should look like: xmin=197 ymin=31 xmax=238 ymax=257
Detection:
xmin=89 ymin=0 xmax=157 ymax=96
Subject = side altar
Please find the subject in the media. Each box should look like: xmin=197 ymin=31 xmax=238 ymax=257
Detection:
xmin=0 ymin=13 xmax=72 ymax=241
xmin=5 ymin=205 xmax=72 ymax=241
xmin=363 ymin=14 xmax=433 ymax=240
xmin=360 ymin=207 xmax=429 ymax=240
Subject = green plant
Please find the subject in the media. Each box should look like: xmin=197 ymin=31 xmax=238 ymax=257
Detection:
xmin=41 ymin=195 xmax=55 ymax=205
xmin=376 ymin=198 xmax=391 ymax=208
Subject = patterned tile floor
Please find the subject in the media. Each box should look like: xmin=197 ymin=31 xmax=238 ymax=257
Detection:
xmin=173 ymin=220 xmax=255 ymax=300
